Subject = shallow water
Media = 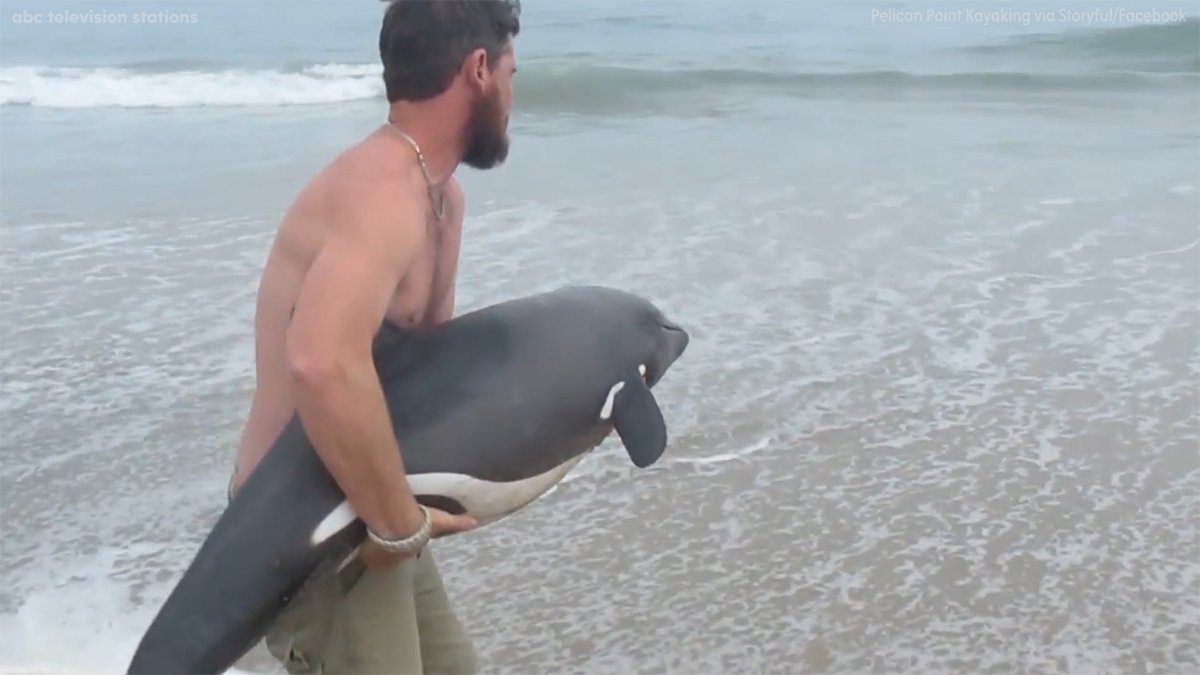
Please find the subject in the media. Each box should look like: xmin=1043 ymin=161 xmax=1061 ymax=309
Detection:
xmin=2 ymin=2 xmax=1199 ymax=673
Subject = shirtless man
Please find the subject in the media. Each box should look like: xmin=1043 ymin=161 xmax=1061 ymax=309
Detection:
xmin=226 ymin=1 xmax=520 ymax=672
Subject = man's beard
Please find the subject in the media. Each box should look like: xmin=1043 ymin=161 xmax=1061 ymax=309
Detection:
xmin=461 ymin=86 xmax=509 ymax=170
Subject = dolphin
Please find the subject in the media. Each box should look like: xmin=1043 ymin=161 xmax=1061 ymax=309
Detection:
xmin=126 ymin=284 xmax=691 ymax=674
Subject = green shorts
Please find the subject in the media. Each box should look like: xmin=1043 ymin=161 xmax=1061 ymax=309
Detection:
xmin=263 ymin=546 xmax=478 ymax=675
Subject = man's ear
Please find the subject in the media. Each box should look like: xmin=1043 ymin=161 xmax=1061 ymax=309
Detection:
xmin=463 ymin=48 xmax=489 ymax=92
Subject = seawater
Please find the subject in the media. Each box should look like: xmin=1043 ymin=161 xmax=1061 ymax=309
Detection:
xmin=1 ymin=1 xmax=1198 ymax=673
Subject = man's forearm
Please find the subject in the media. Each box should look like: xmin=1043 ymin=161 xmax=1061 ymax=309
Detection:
xmin=293 ymin=361 xmax=423 ymax=537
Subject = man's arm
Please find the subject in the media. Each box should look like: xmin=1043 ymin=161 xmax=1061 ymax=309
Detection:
xmin=285 ymin=178 xmax=434 ymax=542
xmin=431 ymin=277 xmax=456 ymax=325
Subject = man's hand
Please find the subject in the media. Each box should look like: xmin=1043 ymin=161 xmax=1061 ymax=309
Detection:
xmin=358 ymin=505 xmax=479 ymax=569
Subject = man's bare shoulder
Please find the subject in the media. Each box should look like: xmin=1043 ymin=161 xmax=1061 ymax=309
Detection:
xmin=317 ymin=137 xmax=430 ymax=245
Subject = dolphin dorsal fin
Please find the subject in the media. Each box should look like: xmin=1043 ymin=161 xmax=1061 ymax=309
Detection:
xmin=608 ymin=370 xmax=668 ymax=468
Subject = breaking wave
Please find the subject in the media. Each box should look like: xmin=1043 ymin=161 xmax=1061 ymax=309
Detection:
xmin=958 ymin=16 xmax=1200 ymax=73
xmin=1 ymin=19 xmax=1194 ymax=111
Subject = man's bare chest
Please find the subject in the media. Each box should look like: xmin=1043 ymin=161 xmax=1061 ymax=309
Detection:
xmin=385 ymin=222 xmax=458 ymax=327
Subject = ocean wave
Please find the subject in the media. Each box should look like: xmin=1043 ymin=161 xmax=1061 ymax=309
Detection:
xmin=2 ymin=56 xmax=1193 ymax=111
xmin=0 ymin=63 xmax=380 ymax=108
xmin=959 ymin=16 xmax=1199 ymax=73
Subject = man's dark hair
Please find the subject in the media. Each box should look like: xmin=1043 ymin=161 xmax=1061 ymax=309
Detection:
xmin=379 ymin=0 xmax=521 ymax=103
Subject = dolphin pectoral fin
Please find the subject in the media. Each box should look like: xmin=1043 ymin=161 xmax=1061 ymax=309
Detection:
xmin=612 ymin=373 xmax=668 ymax=468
